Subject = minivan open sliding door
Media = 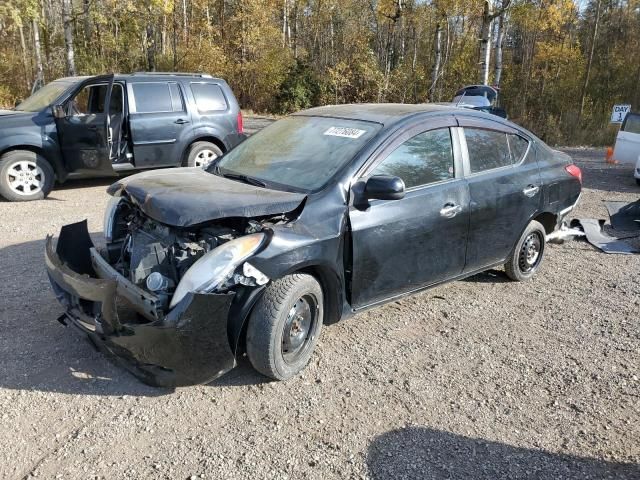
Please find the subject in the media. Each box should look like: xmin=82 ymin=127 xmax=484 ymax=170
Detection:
xmin=54 ymin=74 xmax=116 ymax=176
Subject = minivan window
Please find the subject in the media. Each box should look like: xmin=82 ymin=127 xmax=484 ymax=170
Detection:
xmin=214 ymin=116 xmax=381 ymax=192
xmin=465 ymin=128 xmax=512 ymax=173
xmin=15 ymin=80 xmax=71 ymax=112
xmin=132 ymin=82 xmax=172 ymax=113
xmin=372 ymin=129 xmax=454 ymax=188
xmin=622 ymin=113 xmax=640 ymax=135
xmin=507 ymin=134 xmax=529 ymax=163
xmin=191 ymin=83 xmax=227 ymax=113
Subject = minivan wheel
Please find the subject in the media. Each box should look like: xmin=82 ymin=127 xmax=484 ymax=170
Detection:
xmin=0 ymin=150 xmax=55 ymax=202
xmin=504 ymin=220 xmax=546 ymax=282
xmin=186 ymin=141 xmax=223 ymax=169
xmin=246 ymin=274 xmax=323 ymax=381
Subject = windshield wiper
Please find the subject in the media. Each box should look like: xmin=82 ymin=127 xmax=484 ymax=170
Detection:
xmin=217 ymin=170 xmax=267 ymax=188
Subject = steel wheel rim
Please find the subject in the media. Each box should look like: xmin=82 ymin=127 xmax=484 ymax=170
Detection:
xmin=281 ymin=294 xmax=318 ymax=364
xmin=519 ymin=232 xmax=543 ymax=273
xmin=194 ymin=149 xmax=218 ymax=168
xmin=6 ymin=160 xmax=44 ymax=196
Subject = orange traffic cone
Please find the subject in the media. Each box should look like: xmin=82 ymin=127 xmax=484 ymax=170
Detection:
xmin=605 ymin=146 xmax=617 ymax=164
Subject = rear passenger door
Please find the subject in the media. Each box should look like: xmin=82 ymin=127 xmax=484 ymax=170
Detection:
xmin=127 ymin=81 xmax=191 ymax=167
xmin=458 ymin=117 xmax=541 ymax=272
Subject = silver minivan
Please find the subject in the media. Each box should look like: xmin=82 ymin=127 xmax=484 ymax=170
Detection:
xmin=612 ymin=112 xmax=640 ymax=185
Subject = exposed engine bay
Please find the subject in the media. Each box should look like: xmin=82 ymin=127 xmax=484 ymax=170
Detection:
xmin=103 ymin=197 xmax=286 ymax=312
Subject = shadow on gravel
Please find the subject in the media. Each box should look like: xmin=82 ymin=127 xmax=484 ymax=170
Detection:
xmin=461 ymin=268 xmax=510 ymax=284
xmin=368 ymin=427 xmax=639 ymax=480
xmin=0 ymin=237 xmax=264 ymax=397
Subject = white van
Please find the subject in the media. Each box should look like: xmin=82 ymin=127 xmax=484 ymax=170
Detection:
xmin=612 ymin=112 xmax=640 ymax=185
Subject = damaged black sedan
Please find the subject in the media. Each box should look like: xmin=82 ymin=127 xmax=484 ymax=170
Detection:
xmin=45 ymin=104 xmax=582 ymax=387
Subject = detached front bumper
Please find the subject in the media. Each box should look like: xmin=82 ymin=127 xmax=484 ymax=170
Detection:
xmin=45 ymin=221 xmax=237 ymax=387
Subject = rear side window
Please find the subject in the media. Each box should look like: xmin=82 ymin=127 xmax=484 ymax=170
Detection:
xmin=623 ymin=113 xmax=640 ymax=134
xmin=169 ymin=83 xmax=185 ymax=111
xmin=132 ymin=83 xmax=172 ymax=113
xmin=507 ymin=134 xmax=529 ymax=163
xmin=372 ymin=128 xmax=454 ymax=188
xmin=465 ymin=128 xmax=512 ymax=173
xmin=191 ymin=83 xmax=228 ymax=113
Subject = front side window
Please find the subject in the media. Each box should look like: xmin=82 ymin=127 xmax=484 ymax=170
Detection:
xmin=372 ymin=129 xmax=454 ymax=189
xmin=132 ymin=83 xmax=172 ymax=113
xmin=465 ymin=128 xmax=512 ymax=173
xmin=191 ymin=83 xmax=227 ymax=113
xmin=214 ymin=116 xmax=381 ymax=192
xmin=67 ymin=84 xmax=123 ymax=116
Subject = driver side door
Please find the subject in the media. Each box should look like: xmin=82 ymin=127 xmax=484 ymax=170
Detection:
xmin=54 ymin=74 xmax=116 ymax=176
xmin=348 ymin=118 xmax=470 ymax=308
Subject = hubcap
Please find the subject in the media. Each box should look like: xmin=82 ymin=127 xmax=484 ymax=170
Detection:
xmin=519 ymin=232 xmax=542 ymax=273
xmin=194 ymin=149 xmax=218 ymax=168
xmin=281 ymin=294 xmax=317 ymax=363
xmin=6 ymin=161 xmax=44 ymax=196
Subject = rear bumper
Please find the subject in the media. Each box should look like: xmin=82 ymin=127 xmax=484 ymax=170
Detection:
xmin=45 ymin=221 xmax=237 ymax=387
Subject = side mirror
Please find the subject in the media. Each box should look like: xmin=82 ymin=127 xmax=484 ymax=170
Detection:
xmin=52 ymin=105 xmax=66 ymax=119
xmin=364 ymin=175 xmax=405 ymax=201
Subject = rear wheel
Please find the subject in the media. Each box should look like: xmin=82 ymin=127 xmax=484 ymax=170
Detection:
xmin=504 ymin=220 xmax=546 ymax=282
xmin=186 ymin=141 xmax=223 ymax=169
xmin=0 ymin=150 xmax=55 ymax=202
xmin=246 ymin=274 xmax=323 ymax=380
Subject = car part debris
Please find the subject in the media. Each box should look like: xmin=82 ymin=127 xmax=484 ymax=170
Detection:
xmin=604 ymin=200 xmax=640 ymax=232
xmin=572 ymin=218 xmax=638 ymax=254
xmin=546 ymin=223 xmax=586 ymax=244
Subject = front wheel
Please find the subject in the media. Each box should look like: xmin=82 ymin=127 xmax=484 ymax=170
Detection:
xmin=0 ymin=150 xmax=55 ymax=202
xmin=504 ymin=220 xmax=546 ymax=282
xmin=246 ymin=274 xmax=323 ymax=380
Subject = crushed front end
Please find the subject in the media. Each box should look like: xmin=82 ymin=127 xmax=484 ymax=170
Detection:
xmin=45 ymin=196 xmax=281 ymax=387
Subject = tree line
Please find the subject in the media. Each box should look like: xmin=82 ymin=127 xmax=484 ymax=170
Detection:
xmin=1 ymin=0 xmax=638 ymax=145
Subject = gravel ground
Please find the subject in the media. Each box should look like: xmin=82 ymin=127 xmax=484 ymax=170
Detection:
xmin=0 ymin=126 xmax=639 ymax=479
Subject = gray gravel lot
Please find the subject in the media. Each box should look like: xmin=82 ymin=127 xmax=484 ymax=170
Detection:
xmin=0 ymin=123 xmax=639 ymax=479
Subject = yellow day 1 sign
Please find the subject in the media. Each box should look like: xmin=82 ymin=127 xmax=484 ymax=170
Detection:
xmin=610 ymin=104 xmax=631 ymax=124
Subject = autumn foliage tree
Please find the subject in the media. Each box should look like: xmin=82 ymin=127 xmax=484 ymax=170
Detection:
xmin=0 ymin=0 xmax=639 ymax=145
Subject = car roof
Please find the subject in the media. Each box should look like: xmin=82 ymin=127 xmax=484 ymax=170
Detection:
xmin=295 ymin=103 xmax=453 ymax=125
xmin=54 ymin=73 xmax=226 ymax=84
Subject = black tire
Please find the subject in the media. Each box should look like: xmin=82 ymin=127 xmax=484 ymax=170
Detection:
xmin=246 ymin=274 xmax=323 ymax=380
xmin=504 ymin=220 xmax=546 ymax=282
xmin=635 ymin=178 xmax=640 ymax=187
xmin=185 ymin=141 xmax=223 ymax=168
xmin=0 ymin=150 xmax=55 ymax=202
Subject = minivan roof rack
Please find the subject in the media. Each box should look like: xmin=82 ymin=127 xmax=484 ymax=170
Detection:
xmin=131 ymin=72 xmax=213 ymax=78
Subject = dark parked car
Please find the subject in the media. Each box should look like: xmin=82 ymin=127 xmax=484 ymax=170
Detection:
xmin=45 ymin=104 xmax=582 ymax=386
xmin=0 ymin=72 xmax=244 ymax=201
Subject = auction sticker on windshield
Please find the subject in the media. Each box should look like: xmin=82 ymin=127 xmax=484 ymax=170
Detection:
xmin=324 ymin=126 xmax=367 ymax=139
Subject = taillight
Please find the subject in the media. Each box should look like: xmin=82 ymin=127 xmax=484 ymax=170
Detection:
xmin=565 ymin=164 xmax=582 ymax=184
xmin=237 ymin=111 xmax=244 ymax=135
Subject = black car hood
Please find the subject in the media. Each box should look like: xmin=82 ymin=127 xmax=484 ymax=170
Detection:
xmin=107 ymin=168 xmax=307 ymax=227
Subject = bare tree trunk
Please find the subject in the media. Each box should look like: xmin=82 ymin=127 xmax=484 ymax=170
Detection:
xmin=147 ymin=23 xmax=156 ymax=71
xmin=579 ymin=0 xmax=602 ymax=121
xmin=173 ymin=0 xmax=178 ymax=69
xmin=282 ymin=0 xmax=288 ymax=47
xmin=429 ymin=20 xmax=443 ymax=101
xmin=83 ymin=0 xmax=92 ymax=47
xmin=493 ymin=11 xmax=505 ymax=88
xmin=62 ymin=0 xmax=76 ymax=76
xmin=18 ymin=22 xmax=30 ymax=91
xmin=479 ymin=0 xmax=510 ymax=85
xmin=182 ymin=0 xmax=188 ymax=44
xmin=32 ymin=17 xmax=45 ymax=92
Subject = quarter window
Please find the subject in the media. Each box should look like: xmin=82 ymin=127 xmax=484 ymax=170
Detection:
xmin=372 ymin=129 xmax=454 ymax=189
xmin=131 ymin=83 xmax=172 ymax=113
xmin=169 ymin=83 xmax=185 ymax=112
xmin=191 ymin=83 xmax=228 ymax=113
xmin=465 ymin=128 xmax=512 ymax=173
xmin=507 ymin=134 xmax=529 ymax=163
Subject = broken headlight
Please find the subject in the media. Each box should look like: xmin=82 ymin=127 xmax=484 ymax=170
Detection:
xmin=169 ymin=233 xmax=267 ymax=308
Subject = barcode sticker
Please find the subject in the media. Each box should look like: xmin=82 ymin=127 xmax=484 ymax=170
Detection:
xmin=323 ymin=127 xmax=367 ymax=139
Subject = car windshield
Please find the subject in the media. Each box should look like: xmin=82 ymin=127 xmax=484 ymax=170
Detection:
xmin=213 ymin=116 xmax=382 ymax=192
xmin=15 ymin=80 xmax=72 ymax=112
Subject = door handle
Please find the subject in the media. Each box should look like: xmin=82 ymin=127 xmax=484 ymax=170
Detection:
xmin=174 ymin=119 xmax=190 ymax=125
xmin=522 ymin=185 xmax=540 ymax=197
xmin=440 ymin=203 xmax=462 ymax=218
